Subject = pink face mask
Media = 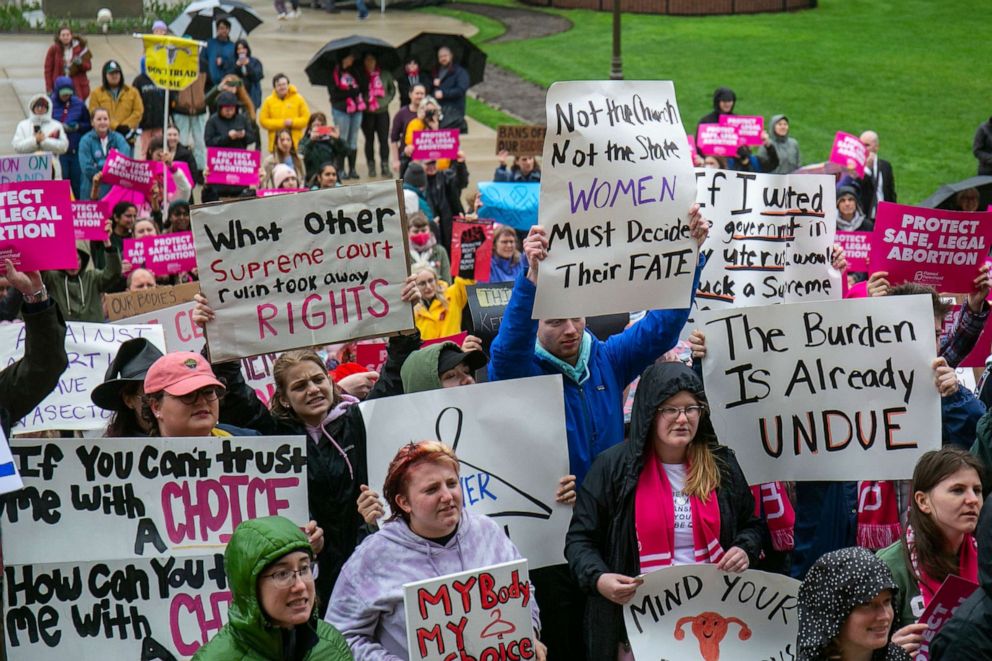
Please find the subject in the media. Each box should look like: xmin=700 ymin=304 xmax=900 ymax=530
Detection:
xmin=410 ymin=232 xmax=431 ymax=247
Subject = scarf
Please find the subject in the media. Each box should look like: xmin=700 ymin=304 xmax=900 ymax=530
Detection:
xmin=751 ymin=482 xmax=795 ymax=551
xmin=856 ymin=480 xmax=902 ymax=549
xmin=906 ymin=524 xmax=979 ymax=607
xmin=303 ymin=394 xmax=359 ymax=480
xmin=837 ymin=209 xmax=867 ymax=232
xmin=635 ymin=453 xmax=723 ymax=572
xmin=333 ymin=67 xmax=366 ymax=115
xmin=535 ymin=332 xmax=591 ymax=385
xmin=367 ymin=68 xmax=385 ymax=112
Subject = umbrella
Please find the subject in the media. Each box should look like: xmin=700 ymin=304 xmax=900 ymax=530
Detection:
xmin=304 ymin=36 xmax=400 ymax=88
xmin=396 ymin=32 xmax=486 ymax=87
xmin=919 ymin=175 xmax=992 ymax=211
xmin=169 ymin=0 xmax=263 ymax=41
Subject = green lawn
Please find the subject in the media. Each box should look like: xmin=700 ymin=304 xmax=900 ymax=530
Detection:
xmin=434 ymin=0 xmax=988 ymax=204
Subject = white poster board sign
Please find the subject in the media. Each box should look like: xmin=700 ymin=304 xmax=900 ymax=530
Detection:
xmin=0 ymin=153 xmax=51 ymax=183
xmin=405 ymin=559 xmax=537 ymax=661
xmin=191 ymin=182 xmax=413 ymax=361
xmin=624 ymin=566 xmax=801 ymax=661
xmin=0 ymin=426 xmax=22 ymax=494
xmin=0 ymin=322 xmax=166 ymax=433
xmin=535 ymin=81 xmax=698 ymax=318
xmin=698 ymin=295 xmax=941 ymax=482
xmin=360 ymin=375 xmax=570 ymax=569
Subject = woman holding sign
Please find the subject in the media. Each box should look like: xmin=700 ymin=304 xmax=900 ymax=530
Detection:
xmin=565 ymin=361 xmax=763 ymax=660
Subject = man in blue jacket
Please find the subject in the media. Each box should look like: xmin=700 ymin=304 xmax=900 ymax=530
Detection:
xmin=49 ymin=76 xmax=90 ymax=198
xmin=200 ymin=18 xmax=236 ymax=88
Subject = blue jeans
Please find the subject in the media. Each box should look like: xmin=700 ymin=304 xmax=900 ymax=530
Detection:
xmin=332 ymin=109 xmax=363 ymax=151
xmin=356 ymin=0 xmax=368 ymax=17
xmin=60 ymin=152 xmax=82 ymax=199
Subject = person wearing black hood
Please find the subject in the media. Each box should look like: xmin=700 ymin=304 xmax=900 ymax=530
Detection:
xmin=88 ymin=60 xmax=143 ymax=143
xmin=565 ymin=361 xmax=763 ymax=660
xmin=697 ymin=86 xmax=736 ymax=132
xmin=837 ymin=184 xmax=872 ymax=232
xmin=424 ymin=154 xmax=469 ymax=253
xmin=132 ymin=58 xmax=166 ymax=160
xmin=973 ymin=116 xmax=992 ymax=176
xmin=203 ymin=91 xmax=258 ymax=202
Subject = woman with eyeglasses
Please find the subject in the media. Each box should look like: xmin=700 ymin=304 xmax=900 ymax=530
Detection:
xmin=565 ymin=361 xmax=763 ymax=660
xmin=193 ymin=515 xmax=353 ymax=660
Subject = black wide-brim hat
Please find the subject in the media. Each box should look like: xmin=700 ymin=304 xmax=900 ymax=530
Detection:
xmin=90 ymin=338 xmax=165 ymax=411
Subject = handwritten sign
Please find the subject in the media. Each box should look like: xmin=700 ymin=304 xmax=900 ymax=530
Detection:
xmin=466 ymin=281 xmax=513 ymax=349
xmin=870 ymin=202 xmax=992 ymax=292
xmin=836 ymin=230 xmax=872 ymax=272
xmin=720 ymin=115 xmax=764 ymax=146
xmin=0 ymin=154 xmax=51 ymax=184
xmin=451 ymin=220 xmax=493 ymax=281
xmin=496 ymin=125 xmax=546 ymax=156
xmin=916 ymin=575 xmax=979 ymax=661
xmin=101 ymin=149 xmax=157 ymax=194
xmin=123 ymin=232 xmax=198 ymax=277
xmin=361 ymin=375 xmax=570 ymax=569
xmin=696 ymin=124 xmax=740 ymax=156
xmin=536 ymin=81 xmax=698 ymax=317
xmin=71 ymin=200 xmax=106 ymax=241
xmin=2 ymin=435 xmax=307 ymax=660
xmin=405 ymin=560 xmax=537 ymax=661
xmin=205 ymin=147 xmax=261 ymax=187
xmin=0 ymin=179 xmax=76 ymax=271
xmin=624 ymin=566 xmax=801 ymax=661
xmin=829 ymin=131 xmax=867 ymax=177
xmin=104 ymin=281 xmax=201 ymax=322
xmin=698 ymin=296 xmax=941 ymax=482
xmin=478 ymin=182 xmax=539 ymax=231
xmin=192 ymin=181 xmax=413 ymax=361
xmin=412 ymin=129 xmax=459 ymax=161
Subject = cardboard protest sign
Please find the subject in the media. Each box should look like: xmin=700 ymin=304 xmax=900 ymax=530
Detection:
xmin=141 ymin=34 xmax=201 ymax=91
xmin=829 ymin=131 xmax=867 ymax=177
xmin=123 ymin=232 xmax=198 ymax=277
xmin=205 ymin=147 xmax=261 ymax=187
xmin=0 ymin=426 xmax=22 ymax=495
xmin=192 ymin=181 xmax=413 ymax=361
xmin=466 ymin=281 xmax=513 ymax=348
xmin=411 ymin=129 xmax=459 ymax=161
xmin=0 ymin=153 xmax=51 ymax=184
xmin=696 ymin=123 xmax=740 ymax=156
xmin=104 ymin=281 xmax=201 ymax=322
xmin=836 ymin=230 xmax=871 ymax=272
xmin=405 ymin=560 xmax=537 ymax=661
xmin=0 ymin=322 xmax=166 ymax=433
xmin=536 ymin=81 xmax=698 ymax=318
xmin=478 ymin=182 xmax=539 ymax=231
xmin=496 ymin=125 xmax=547 ymax=156
xmin=450 ymin=220 xmax=494 ymax=281
xmin=869 ymin=202 xmax=992 ymax=292
xmin=698 ymin=296 xmax=941 ymax=482
xmin=2 ymin=435 xmax=307 ymax=660
xmin=624 ymin=566 xmax=801 ymax=661
xmin=101 ymin=149 xmax=157 ymax=194
xmin=361 ymin=375 xmax=570 ymax=569
xmin=916 ymin=575 xmax=979 ymax=661
xmin=719 ymin=115 xmax=764 ymax=146
xmin=71 ymin=200 xmax=106 ymax=241
xmin=0 ymin=179 xmax=76 ymax=271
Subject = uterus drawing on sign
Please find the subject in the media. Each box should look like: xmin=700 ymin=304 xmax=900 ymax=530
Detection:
xmin=673 ymin=611 xmax=752 ymax=661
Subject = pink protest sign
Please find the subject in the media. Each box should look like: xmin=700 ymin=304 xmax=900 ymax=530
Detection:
xmin=101 ymin=149 xmax=157 ymax=194
xmin=696 ymin=124 xmax=740 ymax=156
xmin=829 ymin=132 xmax=867 ymax=177
xmin=869 ymin=202 xmax=992 ymax=292
xmin=916 ymin=575 xmax=979 ymax=661
xmin=719 ymin=115 xmax=764 ymax=146
xmin=206 ymin=147 xmax=261 ymax=187
xmin=354 ymin=341 xmax=388 ymax=372
xmin=151 ymin=160 xmax=195 ymax=197
xmin=942 ymin=301 xmax=992 ymax=368
xmin=124 ymin=232 xmax=197 ymax=276
xmin=836 ymin=231 xmax=871 ymax=272
xmin=256 ymin=188 xmax=308 ymax=197
xmin=422 ymin=331 xmax=468 ymax=348
xmin=686 ymin=134 xmax=698 ymax=162
xmin=412 ymin=129 xmax=460 ymax=161
xmin=71 ymin=200 xmax=107 ymax=241
xmin=0 ymin=179 xmax=77 ymax=270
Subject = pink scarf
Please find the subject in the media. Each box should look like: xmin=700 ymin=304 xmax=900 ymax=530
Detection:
xmin=751 ymin=482 xmax=795 ymax=551
xmin=333 ymin=67 xmax=366 ymax=115
xmin=857 ymin=480 xmax=902 ymax=549
xmin=635 ymin=453 xmax=723 ymax=572
xmin=366 ymin=68 xmax=385 ymax=112
xmin=906 ymin=524 xmax=979 ymax=606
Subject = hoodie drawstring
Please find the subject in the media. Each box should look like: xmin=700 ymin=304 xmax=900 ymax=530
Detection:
xmin=62 ymin=274 xmax=84 ymax=317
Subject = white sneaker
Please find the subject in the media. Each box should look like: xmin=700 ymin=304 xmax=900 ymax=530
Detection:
xmin=287 ymin=9 xmax=297 ymax=17
xmin=277 ymin=11 xmax=287 ymax=19
xmin=292 ymin=8 xmax=301 ymax=17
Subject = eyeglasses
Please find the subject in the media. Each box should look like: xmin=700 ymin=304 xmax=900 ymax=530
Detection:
xmin=656 ymin=405 xmax=706 ymax=420
xmin=170 ymin=386 xmax=224 ymax=405
xmin=262 ymin=564 xmax=313 ymax=588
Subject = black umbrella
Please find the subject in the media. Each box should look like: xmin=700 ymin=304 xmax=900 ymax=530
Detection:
xmin=919 ymin=175 xmax=992 ymax=211
xmin=304 ymin=35 xmax=400 ymax=87
xmin=169 ymin=0 xmax=263 ymax=41
xmin=396 ymin=32 xmax=486 ymax=87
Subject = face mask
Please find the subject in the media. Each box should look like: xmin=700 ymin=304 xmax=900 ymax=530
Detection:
xmin=410 ymin=233 xmax=431 ymax=247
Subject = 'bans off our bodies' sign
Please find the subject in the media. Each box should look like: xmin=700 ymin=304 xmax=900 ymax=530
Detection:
xmin=535 ymin=81 xmax=698 ymax=318
xmin=698 ymin=295 xmax=940 ymax=483
xmin=192 ymin=181 xmax=414 ymax=361
xmin=0 ymin=179 xmax=76 ymax=271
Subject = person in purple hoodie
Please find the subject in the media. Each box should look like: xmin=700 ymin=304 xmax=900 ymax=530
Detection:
xmin=325 ymin=440 xmax=548 ymax=660
xmin=49 ymin=75 xmax=90 ymax=198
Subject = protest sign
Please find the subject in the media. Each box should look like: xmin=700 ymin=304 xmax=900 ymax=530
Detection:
xmin=536 ymin=81 xmax=698 ymax=318
xmin=101 ymin=149 xmax=157 ymax=194
xmin=496 ymin=125 xmax=547 ymax=156
xmin=405 ymin=560 xmax=537 ymax=661
xmin=361 ymin=375 xmax=570 ymax=568
xmin=411 ymin=129 xmax=459 ymax=161
xmin=940 ymin=301 xmax=992 ymax=369
xmin=693 ymin=169 xmax=840 ymax=318
xmin=422 ymin=331 xmax=469 ymax=348
xmin=687 ymin=134 xmax=697 ymax=162
xmin=466 ymin=281 xmax=514 ymax=349
xmin=100 ymin=184 xmax=152 ymax=221
xmin=719 ymin=115 xmax=764 ymax=146
xmin=104 ymin=281 xmax=201 ymax=322
xmin=123 ymin=232 xmax=198 ymax=277
xmin=355 ymin=340 xmax=389 ymax=372
xmin=0 ymin=154 xmax=51 ymax=184
xmin=2 ymin=435 xmax=307 ymax=660
xmin=916 ymin=575 xmax=979 ymax=661
xmin=205 ymin=147 xmax=261 ymax=187
xmin=624 ymin=566 xmax=800 ymax=661
xmin=192 ymin=180 xmax=413 ymax=361
xmin=696 ymin=124 xmax=740 ymax=156
xmin=836 ymin=230 xmax=872 ymax=272
xmin=829 ymin=131 xmax=867 ymax=177
xmin=450 ymin=220 xmax=494 ymax=281
xmin=0 ymin=179 xmax=76 ymax=271
xmin=141 ymin=34 xmax=201 ymax=91
xmin=71 ymin=200 xmax=106 ymax=241
xmin=698 ymin=296 xmax=941 ymax=482
xmin=478 ymin=182 xmax=538 ymax=231
xmin=0 ymin=426 xmax=22 ymax=495
xmin=869 ymin=202 xmax=992 ymax=292
xmin=0 ymin=322 xmax=166 ymax=433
